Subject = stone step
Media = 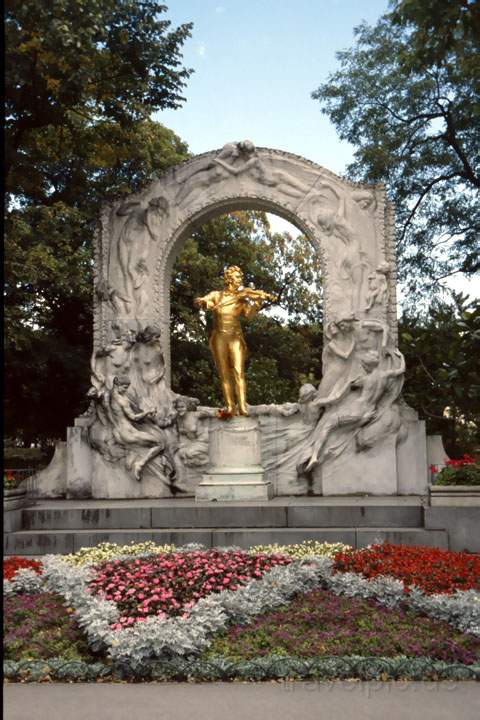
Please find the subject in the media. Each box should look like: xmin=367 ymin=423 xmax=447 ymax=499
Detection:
xmin=4 ymin=526 xmax=448 ymax=555
xmin=21 ymin=502 xmax=424 ymax=530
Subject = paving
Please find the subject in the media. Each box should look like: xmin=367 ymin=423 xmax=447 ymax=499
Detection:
xmin=4 ymin=681 xmax=480 ymax=720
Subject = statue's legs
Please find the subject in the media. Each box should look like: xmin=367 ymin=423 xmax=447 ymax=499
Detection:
xmin=210 ymin=332 xmax=236 ymax=413
xmin=228 ymin=336 xmax=248 ymax=415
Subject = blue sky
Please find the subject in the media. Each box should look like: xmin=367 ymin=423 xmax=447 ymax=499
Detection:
xmin=158 ymin=0 xmax=478 ymax=300
xmin=157 ymin=0 xmax=389 ymax=173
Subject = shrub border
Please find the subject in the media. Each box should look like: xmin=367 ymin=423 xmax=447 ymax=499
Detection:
xmin=4 ymin=655 xmax=479 ymax=682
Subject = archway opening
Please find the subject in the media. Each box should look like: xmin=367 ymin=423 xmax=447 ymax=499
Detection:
xmin=169 ymin=208 xmax=324 ymax=408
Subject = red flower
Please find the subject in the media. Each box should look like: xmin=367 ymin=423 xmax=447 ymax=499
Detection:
xmin=4 ymin=556 xmax=43 ymax=581
xmin=333 ymin=543 xmax=480 ymax=595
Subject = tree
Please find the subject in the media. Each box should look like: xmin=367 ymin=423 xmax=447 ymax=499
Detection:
xmin=399 ymin=294 xmax=480 ymax=456
xmin=5 ymin=0 xmax=193 ymax=444
xmin=170 ymin=212 xmax=324 ymax=406
xmin=5 ymin=0 xmax=193 ymax=197
xmin=312 ymin=0 xmax=479 ymax=298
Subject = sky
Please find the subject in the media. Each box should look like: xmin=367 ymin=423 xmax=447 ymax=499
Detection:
xmin=158 ymin=0 xmax=388 ymax=171
xmin=157 ymin=0 xmax=478 ymax=302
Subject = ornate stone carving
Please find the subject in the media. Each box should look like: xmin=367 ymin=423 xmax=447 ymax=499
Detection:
xmin=86 ymin=321 xmax=184 ymax=492
xmin=297 ymin=348 xmax=405 ymax=476
xmin=365 ymin=262 xmax=390 ymax=312
xmin=78 ymin=144 xmax=421 ymax=499
xmin=112 ymin=196 xmax=169 ymax=319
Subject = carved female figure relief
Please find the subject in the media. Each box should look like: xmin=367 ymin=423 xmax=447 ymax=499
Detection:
xmin=318 ymin=315 xmax=359 ymax=399
xmin=298 ymin=348 xmax=405 ymax=474
xmin=103 ymin=322 xmax=136 ymax=388
xmin=365 ymin=262 xmax=390 ymax=312
xmin=172 ymin=398 xmax=215 ymax=468
xmin=130 ymin=325 xmax=175 ymax=416
xmin=114 ymin=196 xmax=168 ymax=318
xmin=108 ymin=375 xmax=175 ymax=481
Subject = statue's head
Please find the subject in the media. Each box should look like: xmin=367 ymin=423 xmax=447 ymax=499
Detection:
xmin=298 ymin=384 xmax=316 ymax=403
xmin=173 ymin=397 xmax=188 ymax=415
xmin=335 ymin=313 xmax=358 ymax=333
xmin=360 ymin=350 xmax=380 ymax=372
xmin=113 ymin=375 xmax=131 ymax=393
xmin=148 ymin=195 xmax=169 ymax=214
xmin=224 ymin=265 xmax=244 ymax=290
xmin=139 ymin=325 xmax=161 ymax=343
xmin=238 ymin=139 xmax=255 ymax=155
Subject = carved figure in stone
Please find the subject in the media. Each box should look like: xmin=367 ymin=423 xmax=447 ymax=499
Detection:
xmin=172 ymin=397 xmax=215 ymax=467
xmin=365 ymin=262 xmax=390 ymax=311
xmin=251 ymin=384 xmax=323 ymax=454
xmin=318 ymin=314 xmax=359 ymax=399
xmin=195 ymin=266 xmax=276 ymax=416
xmin=103 ymin=322 xmax=136 ymax=388
xmin=95 ymin=279 xmax=130 ymax=316
xmin=131 ymin=325 xmax=175 ymax=415
xmin=176 ymin=141 xmax=256 ymax=204
xmin=300 ymin=348 xmax=405 ymax=474
xmin=251 ymin=384 xmax=320 ymax=425
xmin=114 ymin=196 xmax=169 ymax=316
xmin=177 ymin=141 xmax=317 ymax=205
xmin=108 ymin=375 xmax=176 ymax=481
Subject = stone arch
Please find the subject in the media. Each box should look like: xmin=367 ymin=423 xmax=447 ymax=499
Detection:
xmin=94 ymin=143 xmax=398 ymax=384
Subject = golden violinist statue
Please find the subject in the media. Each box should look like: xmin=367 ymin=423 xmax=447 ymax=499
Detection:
xmin=195 ymin=266 xmax=276 ymax=416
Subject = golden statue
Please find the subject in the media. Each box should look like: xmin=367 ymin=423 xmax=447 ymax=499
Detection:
xmin=195 ymin=266 xmax=276 ymax=416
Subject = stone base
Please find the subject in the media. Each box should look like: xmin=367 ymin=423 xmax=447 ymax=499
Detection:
xmin=430 ymin=486 xmax=480 ymax=507
xmin=195 ymin=475 xmax=274 ymax=501
xmin=322 ymin=436 xmax=398 ymax=496
xmin=197 ymin=416 xmax=273 ymax=502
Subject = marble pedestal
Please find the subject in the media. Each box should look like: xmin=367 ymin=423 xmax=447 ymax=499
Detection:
xmin=196 ymin=416 xmax=273 ymax=501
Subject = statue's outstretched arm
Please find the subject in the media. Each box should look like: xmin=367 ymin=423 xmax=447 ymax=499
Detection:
xmin=312 ymin=378 xmax=358 ymax=407
xmin=194 ymin=291 xmax=218 ymax=310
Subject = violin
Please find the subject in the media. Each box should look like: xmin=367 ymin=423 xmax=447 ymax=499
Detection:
xmin=236 ymin=287 xmax=278 ymax=304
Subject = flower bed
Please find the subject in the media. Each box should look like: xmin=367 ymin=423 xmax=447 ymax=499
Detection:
xmin=333 ymin=543 xmax=480 ymax=595
xmin=4 ymin=592 xmax=97 ymax=662
xmin=4 ymin=556 xmax=43 ymax=581
xmin=88 ymin=549 xmax=292 ymax=628
xmin=207 ymin=589 xmax=480 ymax=664
xmin=4 ymin=541 xmax=480 ymax=681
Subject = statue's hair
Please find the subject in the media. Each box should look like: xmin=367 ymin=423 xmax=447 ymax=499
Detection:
xmin=224 ymin=265 xmax=243 ymax=283
xmin=138 ymin=324 xmax=161 ymax=342
xmin=299 ymin=383 xmax=316 ymax=399
xmin=113 ymin=375 xmax=131 ymax=386
xmin=361 ymin=350 xmax=380 ymax=366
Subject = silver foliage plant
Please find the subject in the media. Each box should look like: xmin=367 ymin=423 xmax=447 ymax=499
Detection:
xmin=4 ymin=568 xmax=44 ymax=596
xmin=8 ymin=547 xmax=480 ymax=668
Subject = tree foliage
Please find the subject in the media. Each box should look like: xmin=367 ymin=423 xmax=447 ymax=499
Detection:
xmin=171 ymin=212 xmax=324 ymax=406
xmin=312 ymin=0 xmax=479 ymax=297
xmin=5 ymin=0 xmax=193 ymax=195
xmin=400 ymin=294 xmax=480 ymax=455
xmin=5 ymin=0 xmax=193 ymax=444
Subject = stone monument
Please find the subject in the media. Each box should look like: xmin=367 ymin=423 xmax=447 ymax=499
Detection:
xmin=33 ymin=141 xmax=428 ymax=500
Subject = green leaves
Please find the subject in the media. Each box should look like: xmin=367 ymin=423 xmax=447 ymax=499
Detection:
xmin=5 ymin=1 xmax=192 ymax=443
xmin=312 ymin=0 xmax=480 ymax=299
xmin=170 ymin=212 xmax=324 ymax=406
xmin=400 ymin=294 xmax=480 ymax=454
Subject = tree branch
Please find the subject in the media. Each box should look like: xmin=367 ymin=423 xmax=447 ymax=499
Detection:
xmin=399 ymin=172 xmax=458 ymax=242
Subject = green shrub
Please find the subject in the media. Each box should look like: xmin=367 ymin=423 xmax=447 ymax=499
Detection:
xmin=435 ymin=464 xmax=480 ymax=486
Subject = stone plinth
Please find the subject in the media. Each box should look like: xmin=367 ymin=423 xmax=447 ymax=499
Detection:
xmin=196 ymin=417 xmax=273 ymax=501
xmin=322 ymin=436 xmax=398 ymax=496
